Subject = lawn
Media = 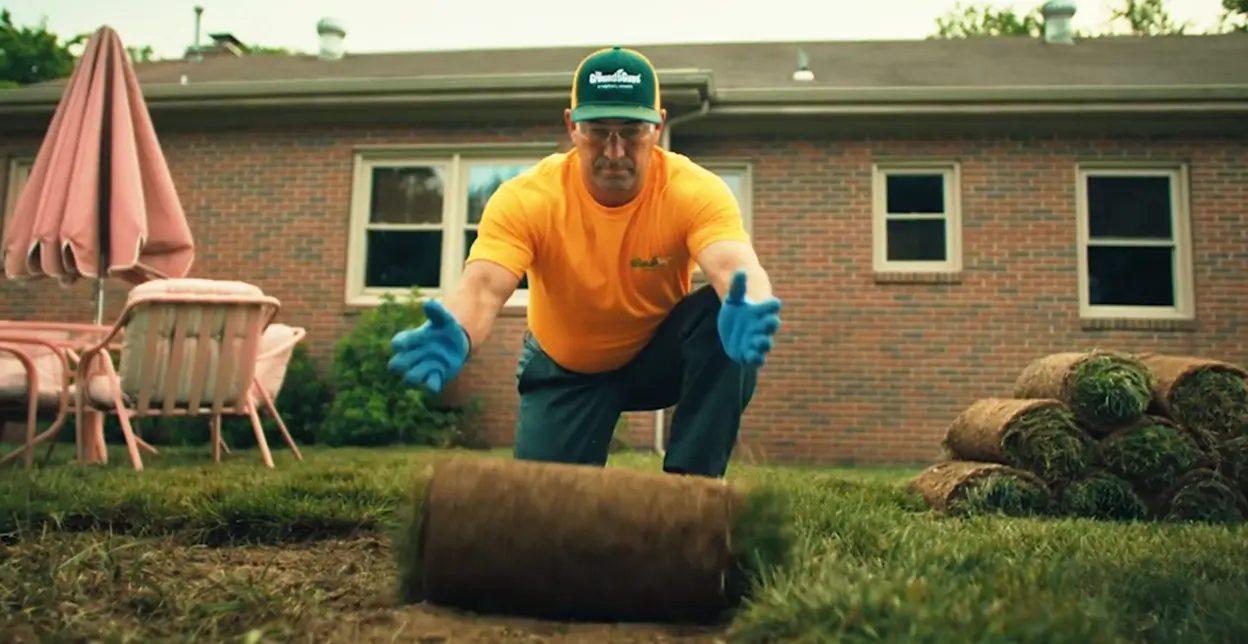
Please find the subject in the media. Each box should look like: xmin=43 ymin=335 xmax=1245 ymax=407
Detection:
xmin=1 ymin=445 xmax=1246 ymax=643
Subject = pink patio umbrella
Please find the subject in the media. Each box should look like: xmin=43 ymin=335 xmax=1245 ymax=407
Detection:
xmin=1 ymin=25 xmax=195 ymax=464
xmin=2 ymin=24 xmax=195 ymax=324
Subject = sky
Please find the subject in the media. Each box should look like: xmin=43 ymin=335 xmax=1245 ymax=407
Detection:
xmin=4 ymin=0 xmax=1234 ymax=60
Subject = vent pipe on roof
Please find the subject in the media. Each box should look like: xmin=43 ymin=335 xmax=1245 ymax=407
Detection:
xmin=190 ymin=5 xmax=204 ymax=62
xmin=318 ymin=18 xmax=347 ymax=60
xmin=792 ymin=48 xmax=814 ymax=82
xmin=1041 ymin=0 xmax=1078 ymax=44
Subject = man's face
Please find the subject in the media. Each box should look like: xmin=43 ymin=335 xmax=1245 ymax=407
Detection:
xmin=564 ymin=111 xmax=666 ymax=195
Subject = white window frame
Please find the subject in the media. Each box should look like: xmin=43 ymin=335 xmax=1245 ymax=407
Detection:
xmin=1075 ymin=162 xmax=1194 ymax=321
xmin=3 ymin=157 xmax=34 ymax=242
xmin=692 ymin=160 xmax=753 ymax=283
xmin=871 ymin=161 xmax=963 ymax=273
xmin=344 ymin=143 xmax=555 ymax=308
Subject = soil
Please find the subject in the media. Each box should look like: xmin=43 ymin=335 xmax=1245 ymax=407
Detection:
xmin=0 ymin=534 xmax=729 ymax=644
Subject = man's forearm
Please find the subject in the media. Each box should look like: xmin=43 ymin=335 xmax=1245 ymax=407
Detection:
xmin=699 ymin=240 xmax=775 ymax=302
xmin=441 ymin=281 xmax=506 ymax=355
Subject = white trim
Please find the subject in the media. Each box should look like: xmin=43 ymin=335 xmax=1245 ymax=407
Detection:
xmin=691 ymin=160 xmax=755 ymax=284
xmin=3 ymin=157 xmax=33 ymax=238
xmin=345 ymin=148 xmax=541 ymax=308
xmin=871 ymin=161 xmax=963 ymax=274
xmin=1074 ymin=162 xmax=1195 ymax=321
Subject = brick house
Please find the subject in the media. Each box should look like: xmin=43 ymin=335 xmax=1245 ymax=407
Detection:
xmin=2 ymin=26 xmax=1247 ymax=465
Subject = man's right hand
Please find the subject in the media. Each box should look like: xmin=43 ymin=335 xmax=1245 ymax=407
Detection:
xmin=388 ymin=300 xmax=471 ymax=394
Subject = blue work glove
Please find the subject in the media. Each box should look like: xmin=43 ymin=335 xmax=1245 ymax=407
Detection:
xmin=387 ymin=300 xmax=471 ymax=394
xmin=717 ymin=270 xmax=782 ymax=366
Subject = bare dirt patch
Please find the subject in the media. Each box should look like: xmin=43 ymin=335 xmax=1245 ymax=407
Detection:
xmin=0 ymin=533 xmax=727 ymax=643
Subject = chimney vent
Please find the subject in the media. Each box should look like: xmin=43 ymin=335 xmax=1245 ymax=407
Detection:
xmin=1041 ymin=0 xmax=1078 ymax=44
xmin=317 ymin=18 xmax=347 ymax=60
xmin=792 ymin=48 xmax=814 ymax=82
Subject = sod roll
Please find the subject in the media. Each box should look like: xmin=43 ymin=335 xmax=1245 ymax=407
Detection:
xmin=1056 ymin=471 xmax=1148 ymax=521
xmin=941 ymin=398 xmax=1094 ymax=484
xmin=1137 ymin=352 xmax=1248 ymax=437
xmin=1012 ymin=350 xmax=1153 ymax=434
xmin=1150 ymin=468 xmax=1248 ymax=524
xmin=393 ymin=457 xmax=790 ymax=624
xmin=1095 ymin=415 xmax=1215 ymax=495
xmin=1217 ymin=435 xmax=1248 ymax=498
xmin=908 ymin=460 xmax=1052 ymax=516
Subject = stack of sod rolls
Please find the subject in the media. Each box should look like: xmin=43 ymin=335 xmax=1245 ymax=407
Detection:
xmin=909 ymin=350 xmax=1248 ymax=524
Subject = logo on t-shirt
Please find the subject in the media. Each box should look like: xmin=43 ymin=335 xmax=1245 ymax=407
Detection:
xmin=630 ymin=255 xmax=671 ymax=269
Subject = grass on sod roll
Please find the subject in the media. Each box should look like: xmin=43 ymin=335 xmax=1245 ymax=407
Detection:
xmin=1138 ymin=353 xmax=1248 ymax=437
xmin=1155 ymin=468 xmax=1248 ymax=525
xmin=1096 ymin=418 xmax=1208 ymax=495
xmin=1014 ymin=350 xmax=1153 ymax=433
xmin=942 ymin=398 xmax=1093 ymax=485
xmin=1057 ymin=471 xmax=1149 ymax=521
xmin=908 ymin=460 xmax=1053 ymax=517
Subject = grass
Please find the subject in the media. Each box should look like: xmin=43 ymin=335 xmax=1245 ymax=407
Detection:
xmin=1 ymin=445 xmax=1247 ymax=643
xmin=1058 ymin=472 xmax=1149 ymax=521
xmin=1169 ymin=369 xmax=1248 ymax=436
xmin=1097 ymin=422 xmax=1205 ymax=495
xmin=1067 ymin=353 xmax=1153 ymax=429
xmin=1000 ymin=405 xmax=1093 ymax=484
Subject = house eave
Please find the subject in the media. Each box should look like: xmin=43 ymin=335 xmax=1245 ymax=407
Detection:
xmin=0 ymin=69 xmax=718 ymax=115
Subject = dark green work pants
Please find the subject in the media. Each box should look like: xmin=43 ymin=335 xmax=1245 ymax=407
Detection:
xmin=512 ymin=285 xmax=757 ymax=478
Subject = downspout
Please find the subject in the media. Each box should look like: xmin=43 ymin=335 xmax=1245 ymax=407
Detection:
xmin=653 ymin=98 xmax=711 ymax=456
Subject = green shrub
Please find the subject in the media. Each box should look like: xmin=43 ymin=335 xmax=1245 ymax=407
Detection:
xmin=318 ymin=289 xmax=477 ymax=448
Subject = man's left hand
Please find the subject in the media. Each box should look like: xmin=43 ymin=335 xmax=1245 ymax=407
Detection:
xmin=717 ymin=270 xmax=782 ymax=366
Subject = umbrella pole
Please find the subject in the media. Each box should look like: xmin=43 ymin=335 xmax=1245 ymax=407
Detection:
xmin=93 ymin=277 xmax=105 ymax=325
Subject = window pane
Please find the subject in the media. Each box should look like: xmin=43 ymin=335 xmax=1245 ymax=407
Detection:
xmin=886 ymin=174 xmax=945 ymax=214
xmin=464 ymin=229 xmax=528 ymax=290
xmin=370 ymin=166 xmax=445 ymax=224
xmin=365 ymin=230 xmax=442 ymax=288
xmin=1086 ymin=175 xmax=1173 ymax=239
xmin=467 ymin=164 xmax=532 ymax=224
xmin=886 ymin=219 xmax=947 ymax=262
xmin=1087 ymin=245 xmax=1175 ymax=307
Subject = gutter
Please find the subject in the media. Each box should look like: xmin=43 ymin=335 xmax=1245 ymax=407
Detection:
xmin=0 ymin=69 xmax=717 ymax=113
xmin=713 ymin=83 xmax=1248 ymax=105
xmin=651 ymin=98 xmax=713 ymax=457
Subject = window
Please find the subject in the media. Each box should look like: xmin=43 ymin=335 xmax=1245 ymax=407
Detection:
xmin=872 ymin=162 xmax=963 ymax=273
xmin=692 ymin=161 xmax=753 ymax=284
xmin=3 ymin=158 xmax=33 ymax=243
xmin=1076 ymin=164 xmax=1193 ymax=320
xmin=345 ymin=146 xmax=549 ymax=307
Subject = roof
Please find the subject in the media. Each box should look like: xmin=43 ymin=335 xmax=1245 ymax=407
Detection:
xmin=33 ymin=33 xmax=1248 ymax=90
xmin=2 ymin=34 xmax=1247 ymax=122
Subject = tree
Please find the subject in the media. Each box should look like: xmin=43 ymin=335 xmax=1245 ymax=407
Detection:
xmin=933 ymin=2 xmax=1043 ymax=37
xmin=931 ymin=0 xmax=1199 ymax=39
xmin=1107 ymin=0 xmax=1191 ymax=34
xmin=1223 ymin=0 xmax=1248 ymax=31
xmin=0 ymin=10 xmax=85 ymax=87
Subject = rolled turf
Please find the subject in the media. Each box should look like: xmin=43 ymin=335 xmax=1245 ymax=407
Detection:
xmin=941 ymin=398 xmax=1094 ymax=485
xmin=908 ymin=460 xmax=1052 ymax=517
xmin=392 ymin=456 xmax=794 ymax=624
xmin=1012 ymin=350 xmax=1153 ymax=435
xmin=1055 ymin=471 xmax=1148 ymax=521
xmin=1137 ymin=352 xmax=1248 ymax=438
xmin=1150 ymin=468 xmax=1248 ymax=524
xmin=1095 ymin=415 xmax=1215 ymax=496
xmin=1217 ymin=435 xmax=1248 ymax=498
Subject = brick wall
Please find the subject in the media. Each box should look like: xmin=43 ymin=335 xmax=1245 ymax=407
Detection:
xmin=3 ymin=123 xmax=1245 ymax=466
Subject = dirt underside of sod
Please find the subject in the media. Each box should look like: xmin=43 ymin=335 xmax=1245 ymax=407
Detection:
xmin=2 ymin=445 xmax=1248 ymax=643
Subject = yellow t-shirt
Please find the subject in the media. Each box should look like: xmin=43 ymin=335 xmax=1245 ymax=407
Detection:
xmin=465 ymin=146 xmax=749 ymax=374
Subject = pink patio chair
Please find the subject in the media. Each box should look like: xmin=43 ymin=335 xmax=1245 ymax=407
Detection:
xmin=0 ymin=322 xmax=125 ymax=468
xmin=217 ymin=323 xmax=307 ymax=461
xmin=73 ymin=278 xmax=303 ymax=470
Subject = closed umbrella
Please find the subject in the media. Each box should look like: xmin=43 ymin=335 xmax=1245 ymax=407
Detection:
xmin=1 ymin=25 xmax=195 ymax=465
xmin=2 ymin=24 xmax=195 ymax=323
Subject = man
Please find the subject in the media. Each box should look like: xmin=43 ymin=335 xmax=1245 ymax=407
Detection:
xmin=388 ymin=46 xmax=782 ymax=478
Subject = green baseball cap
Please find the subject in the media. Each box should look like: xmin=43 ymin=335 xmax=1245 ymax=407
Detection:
xmin=569 ymin=46 xmax=662 ymax=124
